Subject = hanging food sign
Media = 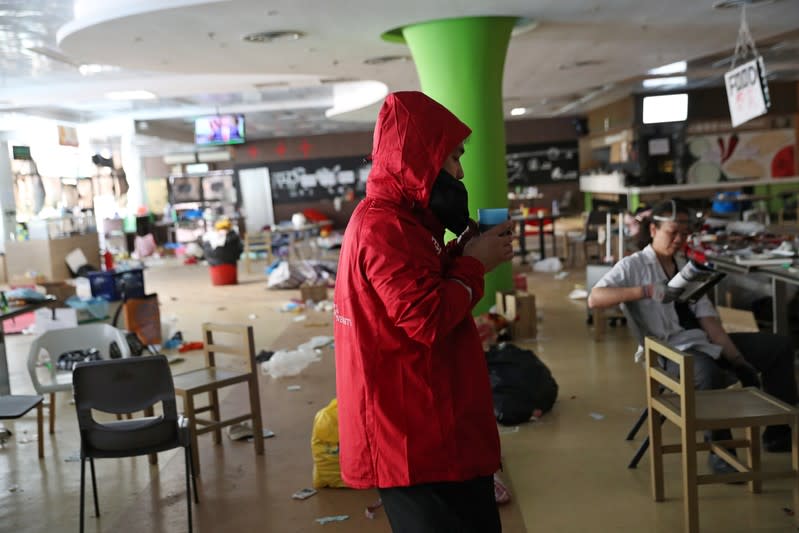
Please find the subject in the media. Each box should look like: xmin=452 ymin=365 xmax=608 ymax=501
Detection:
xmin=724 ymin=56 xmax=771 ymax=128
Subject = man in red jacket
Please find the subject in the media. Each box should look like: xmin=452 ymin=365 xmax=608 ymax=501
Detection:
xmin=334 ymin=91 xmax=514 ymax=532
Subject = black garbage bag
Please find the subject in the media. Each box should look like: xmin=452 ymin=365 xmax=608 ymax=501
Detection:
xmin=485 ymin=343 xmax=558 ymax=426
xmin=203 ymin=231 xmax=244 ymax=265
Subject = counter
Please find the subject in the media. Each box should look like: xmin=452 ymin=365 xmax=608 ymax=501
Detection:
xmin=580 ymin=173 xmax=799 ymax=211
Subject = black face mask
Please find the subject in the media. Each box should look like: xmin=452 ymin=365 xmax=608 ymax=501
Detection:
xmin=428 ymin=169 xmax=469 ymax=235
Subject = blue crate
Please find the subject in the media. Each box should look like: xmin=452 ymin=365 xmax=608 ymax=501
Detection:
xmin=87 ymin=268 xmax=145 ymax=301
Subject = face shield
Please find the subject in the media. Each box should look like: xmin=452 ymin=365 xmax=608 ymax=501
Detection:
xmin=652 ymin=200 xmax=703 ymax=233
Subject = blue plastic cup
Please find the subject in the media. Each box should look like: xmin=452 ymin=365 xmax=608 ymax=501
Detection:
xmin=478 ymin=208 xmax=509 ymax=233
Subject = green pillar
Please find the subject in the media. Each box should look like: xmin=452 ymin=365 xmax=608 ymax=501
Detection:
xmin=387 ymin=16 xmax=517 ymax=314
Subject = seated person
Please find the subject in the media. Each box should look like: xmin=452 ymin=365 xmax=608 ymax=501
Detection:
xmin=588 ymin=199 xmax=797 ymax=474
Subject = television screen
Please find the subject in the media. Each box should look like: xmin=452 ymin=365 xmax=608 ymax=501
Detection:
xmin=642 ymin=94 xmax=688 ymax=124
xmin=195 ymin=114 xmax=245 ymax=145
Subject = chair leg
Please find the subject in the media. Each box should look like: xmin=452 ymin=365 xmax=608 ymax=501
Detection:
xmin=626 ymin=408 xmax=648 ymax=441
xmin=649 ymin=408 xmax=665 ymax=501
xmin=248 ymin=375 xmax=264 ymax=456
xmin=680 ymin=425 xmax=699 ymax=533
xmin=210 ymin=391 xmax=222 ymax=445
xmin=80 ymin=457 xmax=86 ymax=533
xmin=184 ymin=445 xmax=193 ymax=533
xmin=36 ymin=402 xmax=43 ymax=459
xmin=189 ymin=443 xmax=199 ymax=504
xmin=48 ymin=392 xmax=55 ymax=434
xmin=629 ymin=414 xmax=665 ymax=469
xmin=185 ymin=394 xmax=201 ymax=477
xmin=745 ymin=426 xmax=762 ymax=494
xmin=145 ymin=406 xmax=158 ymax=465
xmin=792 ymin=420 xmax=799 ymax=529
xmin=89 ymin=457 xmax=100 ymax=518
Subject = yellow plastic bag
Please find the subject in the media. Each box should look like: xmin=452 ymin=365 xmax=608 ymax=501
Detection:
xmin=311 ymin=398 xmax=346 ymax=488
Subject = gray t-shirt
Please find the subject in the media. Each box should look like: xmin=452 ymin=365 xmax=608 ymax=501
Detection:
xmin=594 ymin=244 xmax=721 ymax=361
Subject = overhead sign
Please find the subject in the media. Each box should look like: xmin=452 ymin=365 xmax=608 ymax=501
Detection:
xmin=724 ymin=56 xmax=771 ymax=128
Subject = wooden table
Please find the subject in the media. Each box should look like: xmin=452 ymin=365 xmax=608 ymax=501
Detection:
xmin=0 ymin=299 xmax=56 ymax=395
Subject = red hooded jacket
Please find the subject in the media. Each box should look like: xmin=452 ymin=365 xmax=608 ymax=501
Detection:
xmin=334 ymin=92 xmax=501 ymax=489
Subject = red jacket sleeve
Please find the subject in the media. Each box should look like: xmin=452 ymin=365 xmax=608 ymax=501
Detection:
xmin=361 ymin=221 xmax=485 ymax=348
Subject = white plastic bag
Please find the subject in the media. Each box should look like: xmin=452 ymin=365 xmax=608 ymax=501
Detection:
xmin=533 ymin=257 xmax=563 ymax=273
xmin=261 ymin=346 xmax=321 ymax=378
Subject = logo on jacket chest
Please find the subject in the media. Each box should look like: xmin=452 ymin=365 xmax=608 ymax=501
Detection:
xmin=431 ymin=236 xmax=442 ymax=255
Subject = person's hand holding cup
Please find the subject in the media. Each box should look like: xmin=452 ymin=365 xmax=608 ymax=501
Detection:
xmin=465 ymin=209 xmax=514 ymax=272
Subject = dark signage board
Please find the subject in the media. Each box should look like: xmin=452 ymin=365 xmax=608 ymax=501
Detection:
xmin=254 ymin=155 xmax=371 ymax=204
xmin=506 ymin=142 xmax=579 ymax=186
xmin=12 ymin=145 xmax=32 ymax=160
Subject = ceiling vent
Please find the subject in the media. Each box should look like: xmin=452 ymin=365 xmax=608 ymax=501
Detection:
xmin=363 ymin=55 xmax=411 ymax=66
xmin=242 ymin=31 xmax=305 ymax=43
xmin=712 ymin=0 xmax=779 ymax=9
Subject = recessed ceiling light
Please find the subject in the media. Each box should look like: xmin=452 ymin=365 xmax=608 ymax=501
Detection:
xmin=104 ymin=90 xmax=157 ymax=101
xmin=642 ymin=76 xmax=688 ymax=88
xmin=510 ymin=107 xmax=527 ymax=116
xmin=363 ymin=55 xmax=412 ymax=65
xmin=79 ymin=64 xmax=120 ymax=76
xmin=648 ymin=61 xmax=687 ymax=75
xmin=712 ymin=0 xmax=778 ymax=8
xmin=242 ymin=30 xmax=305 ymax=43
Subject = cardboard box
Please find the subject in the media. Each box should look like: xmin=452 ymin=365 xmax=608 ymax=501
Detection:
xmin=496 ymin=291 xmax=537 ymax=340
xmin=300 ymin=284 xmax=328 ymax=303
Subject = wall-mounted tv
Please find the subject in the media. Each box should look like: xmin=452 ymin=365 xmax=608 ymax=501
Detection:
xmin=194 ymin=114 xmax=245 ymax=146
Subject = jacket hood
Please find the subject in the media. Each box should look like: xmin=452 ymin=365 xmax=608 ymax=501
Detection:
xmin=366 ymin=91 xmax=471 ymax=208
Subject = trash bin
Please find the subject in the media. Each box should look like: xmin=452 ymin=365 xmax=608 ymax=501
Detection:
xmin=210 ymin=263 xmax=238 ymax=286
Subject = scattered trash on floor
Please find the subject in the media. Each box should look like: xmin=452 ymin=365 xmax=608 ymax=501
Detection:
xmin=8 ymin=485 xmax=21 ymax=493
xmin=554 ymin=271 xmax=569 ymax=280
xmin=162 ymin=331 xmax=183 ymax=350
xmin=568 ymin=288 xmax=588 ymax=300
xmin=245 ymin=429 xmax=276 ymax=442
xmin=315 ymin=515 xmax=349 ymax=525
xmin=291 ymin=488 xmax=317 ymax=500
xmin=625 ymin=406 xmax=642 ymax=412
xmin=64 ymin=452 xmax=81 ymax=462
xmin=166 ymin=356 xmax=184 ymax=365
xmin=248 ymin=314 xmax=258 ymax=320
xmin=493 ymin=474 xmax=511 ymax=505
xmin=570 ymin=395 xmax=577 ymax=400
xmin=255 ymin=350 xmax=274 ymax=363
xmin=178 ymin=341 xmax=204 ymax=353
xmin=261 ymin=337 xmax=332 ymax=378
xmin=217 ymin=306 xmax=227 ymax=311
xmin=783 ymin=507 xmax=794 ymax=517
xmin=287 ymin=385 xmax=302 ymax=391
xmin=303 ymin=321 xmax=329 ymax=328
xmin=589 ymin=412 xmax=605 ymax=421
xmin=533 ymin=257 xmax=563 ymax=273
xmin=0 ymin=427 xmax=12 ymax=445
xmin=226 ymin=422 xmax=262 ymax=441
xmin=293 ymin=315 xmax=308 ymax=322
xmin=365 ymin=499 xmax=383 ymax=519
xmin=498 ymin=426 xmax=520 ymax=434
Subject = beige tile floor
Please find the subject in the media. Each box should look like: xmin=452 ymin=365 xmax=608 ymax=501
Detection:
xmin=1 ymin=258 xmax=798 ymax=532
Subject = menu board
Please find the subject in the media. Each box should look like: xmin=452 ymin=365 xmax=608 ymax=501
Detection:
xmin=506 ymin=142 xmax=579 ymax=186
xmin=258 ymin=156 xmax=371 ymax=204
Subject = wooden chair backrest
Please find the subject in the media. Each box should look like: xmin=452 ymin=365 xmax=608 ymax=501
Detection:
xmin=644 ymin=336 xmax=695 ymax=425
xmin=202 ymin=323 xmax=256 ymax=373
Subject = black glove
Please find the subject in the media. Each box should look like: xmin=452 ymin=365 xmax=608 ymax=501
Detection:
xmin=732 ymin=359 xmax=761 ymax=388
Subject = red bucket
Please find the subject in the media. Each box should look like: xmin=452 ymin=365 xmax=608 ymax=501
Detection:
xmin=209 ymin=263 xmax=238 ymax=285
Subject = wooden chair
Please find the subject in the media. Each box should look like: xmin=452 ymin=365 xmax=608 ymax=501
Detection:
xmin=243 ymin=231 xmax=272 ymax=273
xmin=644 ymin=336 xmax=799 ymax=533
xmin=172 ymin=323 xmax=264 ymax=476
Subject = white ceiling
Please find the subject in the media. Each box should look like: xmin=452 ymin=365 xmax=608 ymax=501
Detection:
xmin=0 ymin=0 xmax=798 ymax=148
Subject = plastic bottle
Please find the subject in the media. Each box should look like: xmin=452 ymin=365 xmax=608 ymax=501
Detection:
xmin=103 ymin=249 xmax=114 ymax=271
xmin=551 ymin=199 xmax=560 ymax=217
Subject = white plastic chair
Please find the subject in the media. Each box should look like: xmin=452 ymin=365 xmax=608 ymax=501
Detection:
xmin=27 ymin=324 xmax=130 ymax=434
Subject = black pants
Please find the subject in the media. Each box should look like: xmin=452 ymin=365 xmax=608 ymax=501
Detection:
xmin=378 ymin=476 xmax=501 ymax=533
xmin=662 ymin=332 xmax=797 ymax=442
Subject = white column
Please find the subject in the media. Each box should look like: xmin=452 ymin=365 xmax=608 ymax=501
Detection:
xmin=0 ymin=142 xmax=17 ymax=252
